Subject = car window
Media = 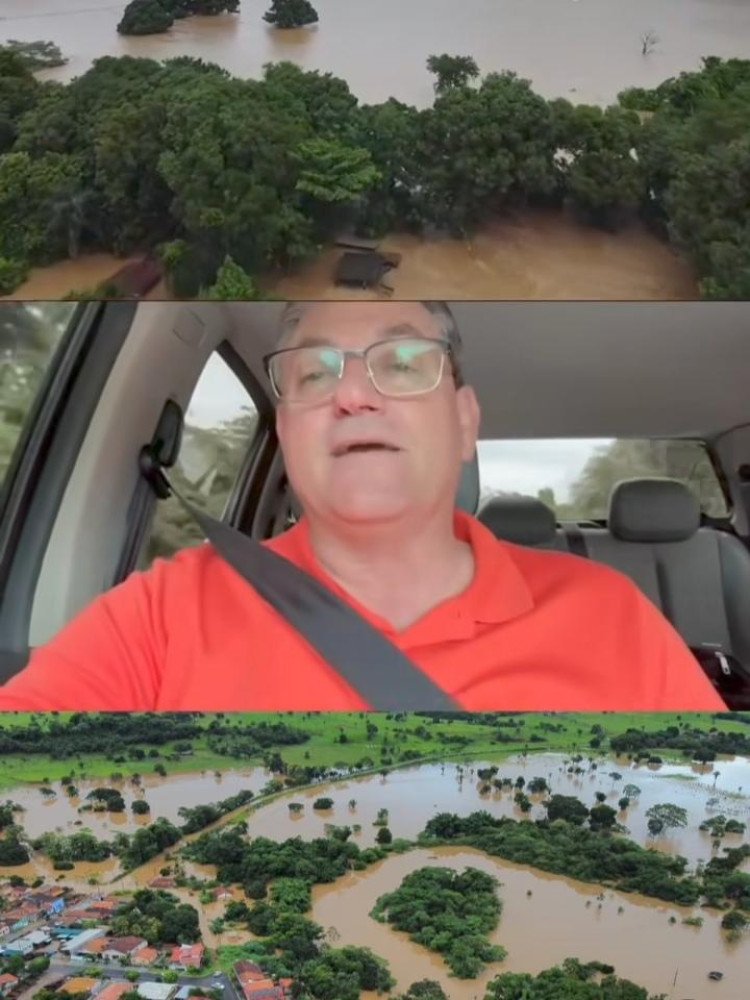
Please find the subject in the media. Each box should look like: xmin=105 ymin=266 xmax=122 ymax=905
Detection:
xmin=0 ymin=303 xmax=78 ymax=493
xmin=142 ymin=351 xmax=260 ymax=565
xmin=478 ymin=438 xmax=729 ymax=520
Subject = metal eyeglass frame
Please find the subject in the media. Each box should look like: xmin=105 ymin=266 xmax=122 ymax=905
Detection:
xmin=262 ymin=336 xmax=456 ymax=402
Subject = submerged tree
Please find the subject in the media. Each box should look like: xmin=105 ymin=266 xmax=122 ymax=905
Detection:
xmin=118 ymin=0 xmax=175 ymax=35
xmin=264 ymin=0 xmax=318 ymax=29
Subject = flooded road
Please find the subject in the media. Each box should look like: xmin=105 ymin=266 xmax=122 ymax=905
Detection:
xmin=312 ymin=846 xmax=746 ymax=1000
xmin=3 ymin=0 xmax=750 ymax=108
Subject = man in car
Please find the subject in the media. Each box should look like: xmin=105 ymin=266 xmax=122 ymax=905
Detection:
xmin=0 ymin=300 xmax=726 ymax=710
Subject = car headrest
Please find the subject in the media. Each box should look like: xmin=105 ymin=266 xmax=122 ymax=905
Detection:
xmin=609 ymin=478 xmax=700 ymax=543
xmin=477 ymin=495 xmax=557 ymax=545
xmin=456 ymin=451 xmax=480 ymax=514
xmin=287 ymin=450 xmax=481 ymax=518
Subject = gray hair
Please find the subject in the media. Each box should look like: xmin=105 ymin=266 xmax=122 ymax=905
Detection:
xmin=276 ymin=300 xmax=464 ymax=385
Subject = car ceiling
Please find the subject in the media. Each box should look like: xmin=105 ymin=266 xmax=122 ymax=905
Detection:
xmin=222 ymin=300 xmax=750 ymax=441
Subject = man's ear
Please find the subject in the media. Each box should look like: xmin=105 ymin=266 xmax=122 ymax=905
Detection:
xmin=456 ymin=385 xmax=481 ymax=461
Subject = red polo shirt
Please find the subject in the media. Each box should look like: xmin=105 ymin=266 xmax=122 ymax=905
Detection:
xmin=0 ymin=513 xmax=724 ymax=711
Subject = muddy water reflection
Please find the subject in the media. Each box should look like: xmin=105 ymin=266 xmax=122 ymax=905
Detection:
xmin=7 ymin=767 xmax=268 ymax=840
xmin=312 ymin=847 xmax=745 ymax=1000
xmin=244 ymin=754 xmax=750 ymax=867
xmin=4 ymin=0 xmax=750 ymax=107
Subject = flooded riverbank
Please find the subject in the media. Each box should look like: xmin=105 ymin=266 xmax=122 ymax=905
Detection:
xmin=271 ymin=212 xmax=698 ymax=300
xmin=312 ymin=846 xmax=744 ymax=1000
xmin=3 ymin=210 xmax=698 ymax=303
xmin=4 ymin=0 xmax=750 ymax=108
xmin=241 ymin=753 xmax=749 ymax=867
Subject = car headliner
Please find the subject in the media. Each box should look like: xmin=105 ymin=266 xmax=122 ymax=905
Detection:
xmin=224 ymin=300 xmax=749 ymax=442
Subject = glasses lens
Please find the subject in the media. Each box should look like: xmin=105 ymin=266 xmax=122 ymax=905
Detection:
xmin=368 ymin=339 xmax=445 ymax=396
xmin=271 ymin=347 xmax=342 ymax=401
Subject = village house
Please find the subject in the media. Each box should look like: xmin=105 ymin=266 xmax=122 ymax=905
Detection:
xmin=234 ymin=962 xmax=293 ymax=1000
xmin=78 ymin=938 xmax=108 ymax=960
xmin=131 ymin=946 xmax=159 ymax=967
xmin=95 ymin=983 xmax=134 ymax=1000
xmin=60 ymin=978 xmax=99 ymax=996
xmin=0 ymin=974 xmax=19 ymax=996
xmin=136 ymin=983 xmax=177 ymax=1000
xmin=101 ymin=936 xmax=148 ymax=962
xmin=61 ymin=928 xmax=107 ymax=958
xmin=148 ymin=878 xmax=176 ymax=890
xmin=169 ymin=943 xmax=204 ymax=971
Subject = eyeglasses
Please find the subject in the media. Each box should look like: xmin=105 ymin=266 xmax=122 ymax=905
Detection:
xmin=263 ymin=337 xmax=453 ymax=404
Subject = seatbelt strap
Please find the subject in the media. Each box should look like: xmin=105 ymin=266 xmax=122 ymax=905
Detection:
xmin=140 ymin=448 xmax=461 ymax=711
xmin=562 ymin=523 xmax=588 ymax=558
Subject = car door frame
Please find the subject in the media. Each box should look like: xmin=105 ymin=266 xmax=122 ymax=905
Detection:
xmin=0 ymin=301 xmax=137 ymax=675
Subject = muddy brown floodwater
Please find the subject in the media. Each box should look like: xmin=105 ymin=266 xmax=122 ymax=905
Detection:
xmin=4 ymin=0 xmax=740 ymax=300
xmin=4 ymin=0 xmax=750 ymax=108
xmin=6 ymin=767 xmax=270 ymax=840
xmin=312 ymin=846 xmax=747 ymax=1000
xmin=3 ymin=754 xmax=748 ymax=996
xmin=4 ymin=212 xmax=697 ymax=303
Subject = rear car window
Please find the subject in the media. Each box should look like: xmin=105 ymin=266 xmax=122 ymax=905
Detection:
xmin=477 ymin=438 xmax=729 ymax=520
xmin=142 ymin=350 xmax=260 ymax=565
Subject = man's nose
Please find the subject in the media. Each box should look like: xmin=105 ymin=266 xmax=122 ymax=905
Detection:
xmin=331 ymin=355 xmax=383 ymax=413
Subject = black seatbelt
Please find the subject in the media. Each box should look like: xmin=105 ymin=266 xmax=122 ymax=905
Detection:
xmin=139 ymin=447 xmax=460 ymax=711
xmin=562 ymin=523 xmax=588 ymax=558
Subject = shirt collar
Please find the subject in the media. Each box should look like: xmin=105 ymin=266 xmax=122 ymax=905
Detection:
xmin=269 ymin=511 xmax=535 ymax=646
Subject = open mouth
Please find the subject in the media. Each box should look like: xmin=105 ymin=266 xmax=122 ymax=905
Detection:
xmin=332 ymin=442 xmax=401 ymax=457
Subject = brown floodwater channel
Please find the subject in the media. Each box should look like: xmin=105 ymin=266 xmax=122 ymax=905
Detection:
xmin=312 ymin=846 xmax=748 ymax=1000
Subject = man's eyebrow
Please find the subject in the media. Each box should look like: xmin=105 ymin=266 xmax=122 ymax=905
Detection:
xmin=293 ymin=322 xmax=430 ymax=348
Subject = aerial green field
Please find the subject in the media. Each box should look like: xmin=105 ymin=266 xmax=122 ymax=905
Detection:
xmin=0 ymin=712 xmax=745 ymax=791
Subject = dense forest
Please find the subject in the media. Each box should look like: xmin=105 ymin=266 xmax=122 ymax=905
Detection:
xmin=0 ymin=47 xmax=748 ymax=296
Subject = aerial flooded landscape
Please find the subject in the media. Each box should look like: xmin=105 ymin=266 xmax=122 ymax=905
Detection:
xmin=1 ymin=1 xmax=749 ymax=299
xmin=0 ymin=713 xmax=747 ymax=1000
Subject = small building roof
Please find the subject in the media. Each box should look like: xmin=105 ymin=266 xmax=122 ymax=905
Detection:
xmin=334 ymin=252 xmax=387 ymax=287
xmin=137 ymin=984 xmax=176 ymax=1000
xmin=95 ymin=984 xmax=133 ymax=1000
xmin=170 ymin=942 xmax=204 ymax=965
xmin=132 ymin=947 xmax=159 ymax=966
xmin=60 ymin=977 xmax=99 ymax=995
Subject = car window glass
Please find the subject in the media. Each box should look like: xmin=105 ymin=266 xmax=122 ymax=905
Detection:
xmin=142 ymin=351 xmax=260 ymax=565
xmin=0 ymin=303 xmax=78 ymax=494
xmin=478 ymin=438 xmax=729 ymax=520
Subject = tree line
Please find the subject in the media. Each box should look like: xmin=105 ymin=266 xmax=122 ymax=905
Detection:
xmin=609 ymin=723 xmax=750 ymax=760
xmin=0 ymin=712 xmax=310 ymax=759
xmin=0 ymin=47 xmax=748 ymax=296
